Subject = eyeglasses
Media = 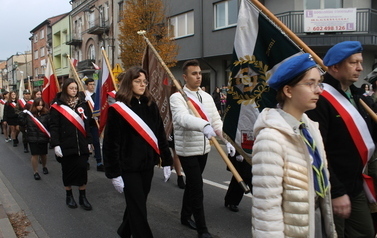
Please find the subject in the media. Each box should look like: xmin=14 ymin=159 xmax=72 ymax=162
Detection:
xmin=133 ymin=80 xmax=149 ymax=86
xmin=296 ymin=82 xmax=324 ymax=92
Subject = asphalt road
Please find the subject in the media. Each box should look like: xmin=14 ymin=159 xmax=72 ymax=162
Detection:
xmin=0 ymin=139 xmax=251 ymax=238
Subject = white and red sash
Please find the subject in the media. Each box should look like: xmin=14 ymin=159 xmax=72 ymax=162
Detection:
xmin=84 ymin=90 xmax=94 ymax=109
xmin=0 ymin=99 xmax=6 ymax=105
xmin=28 ymin=100 xmax=33 ymax=105
xmin=322 ymin=83 xmax=376 ymax=202
xmin=9 ymin=102 xmax=16 ymax=108
xmin=18 ymin=99 xmax=26 ymax=108
xmin=51 ymin=103 xmax=87 ymax=137
xmin=24 ymin=110 xmax=50 ymax=138
xmin=185 ymin=92 xmax=210 ymax=122
xmin=108 ymin=90 xmax=116 ymax=99
xmin=111 ymin=101 xmax=160 ymax=155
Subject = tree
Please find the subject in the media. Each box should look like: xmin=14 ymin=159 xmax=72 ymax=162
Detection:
xmin=119 ymin=0 xmax=178 ymax=69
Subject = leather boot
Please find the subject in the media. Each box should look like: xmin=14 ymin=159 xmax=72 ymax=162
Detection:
xmin=79 ymin=189 xmax=92 ymax=211
xmin=66 ymin=190 xmax=77 ymax=208
xmin=24 ymin=143 xmax=29 ymax=153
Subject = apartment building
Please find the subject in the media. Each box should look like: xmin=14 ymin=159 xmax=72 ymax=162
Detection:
xmin=164 ymin=0 xmax=377 ymax=92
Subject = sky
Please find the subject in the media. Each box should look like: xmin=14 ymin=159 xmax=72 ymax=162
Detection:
xmin=0 ymin=0 xmax=72 ymax=61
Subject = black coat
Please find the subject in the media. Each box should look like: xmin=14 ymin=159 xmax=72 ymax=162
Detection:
xmin=50 ymin=92 xmax=92 ymax=157
xmin=306 ymin=73 xmax=376 ymax=199
xmin=3 ymin=100 xmax=17 ymax=121
xmin=19 ymin=112 xmax=50 ymax=143
xmin=103 ymin=96 xmax=173 ymax=178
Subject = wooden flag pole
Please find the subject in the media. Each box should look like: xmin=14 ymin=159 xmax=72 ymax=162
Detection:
xmin=48 ymin=54 xmax=61 ymax=92
xmin=67 ymin=55 xmax=84 ymax=92
xmin=138 ymin=30 xmax=250 ymax=194
xmin=101 ymin=47 xmax=118 ymax=91
xmin=250 ymin=0 xmax=377 ymax=122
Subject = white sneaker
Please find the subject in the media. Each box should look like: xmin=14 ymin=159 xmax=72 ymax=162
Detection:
xmin=5 ymin=138 xmax=11 ymax=142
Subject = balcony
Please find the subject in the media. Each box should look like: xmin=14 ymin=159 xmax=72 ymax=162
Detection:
xmin=276 ymin=8 xmax=377 ymax=49
xmin=66 ymin=33 xmax=83 ymax=46
xmin=87 ymin=17 xmax=110 ymax=35
xmin=77 ymin=59 xmax=96 ymax=72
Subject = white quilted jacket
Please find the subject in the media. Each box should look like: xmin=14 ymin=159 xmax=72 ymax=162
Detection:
xmin=251 ymin=108 xmax=336 ymax=238
xmin=169 ymin=86 xmax=222 ymax=157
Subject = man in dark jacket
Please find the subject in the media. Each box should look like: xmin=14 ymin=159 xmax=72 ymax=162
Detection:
xmin=307 ymin=41 xmax=376 ymax=237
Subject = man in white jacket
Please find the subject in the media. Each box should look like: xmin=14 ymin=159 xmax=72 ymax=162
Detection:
xmin=170 ymin=59 xmax=235 ymax=238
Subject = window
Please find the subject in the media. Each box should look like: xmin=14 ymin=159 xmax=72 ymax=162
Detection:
xmin=40 ymin=29 xmax=45 ymax=39
xmin=34 ymin=34 xmax=38 ymax=43
xmin=88 ymin=44 xmax=95 ymax=60
xmin=40 ymin=47 xmax=45 ymax=57
xmin=214 ymin=0 xmax=238 ymax=29
xmin=169 ymin=11 xmax=194 ymax=38
xmin=118 ymin=1 xmax=124 ymax=22
xmin=34 ymin=50 xmax=38 ymax=60
xmin=305 ymin=0 xmax=342 ymax=9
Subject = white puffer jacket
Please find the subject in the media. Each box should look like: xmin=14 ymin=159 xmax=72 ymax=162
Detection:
xmin=251 ymin=108 xmax=336 ymax=238
xmin=169 ymin=86 xmax=222 ymax=157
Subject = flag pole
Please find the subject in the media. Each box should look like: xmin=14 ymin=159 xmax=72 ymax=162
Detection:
xmin=138 ymin=30 xmax=250 ymax=194
xmin=250 ymin=0 xmax=377 ymax=122
xmin=48 ymin=54 xmax=61 ymax=92
xmin=101 ymin=47 xmax=118 ymax=91
xmin=67 ymin=55 xmax=85 ymax=92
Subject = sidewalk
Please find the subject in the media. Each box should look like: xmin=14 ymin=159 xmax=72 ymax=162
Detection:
xmin=0 ymin=169 xmax=38 ymax=238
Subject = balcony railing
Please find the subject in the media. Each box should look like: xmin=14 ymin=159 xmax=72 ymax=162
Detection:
xmin=66 ymin=33 xmax=83 ymax=45
xmin=87 ymin=17 xmax=110 ymax=35
xmin=276 ymin=8 xmax=377 ymax=35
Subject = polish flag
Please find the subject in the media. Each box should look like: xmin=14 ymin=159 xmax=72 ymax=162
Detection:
xmin=42 ymin=57 xmax=58 ymax=106
xmin=71 ymin=58 xmax=78 ymax=68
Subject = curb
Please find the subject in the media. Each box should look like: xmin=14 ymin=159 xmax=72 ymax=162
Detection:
xmin=0 ymin=186 xmax=18 ymax=238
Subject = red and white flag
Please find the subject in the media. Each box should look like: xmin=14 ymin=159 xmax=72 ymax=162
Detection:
xmin=42 ymin=57 xmax=58 ymax=106
xmin=92 ymin=62 xmax=101 ymax=70
xmin=96 ymin=53 xmax=115 ymax=134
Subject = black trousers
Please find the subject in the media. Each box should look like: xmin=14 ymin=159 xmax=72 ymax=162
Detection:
xmin=179 ymin=154 xmax=208 ymax=234
xmin=117 ymin=167 xmax=154 ymax=238
xmin=224 ymin=157 xmax=252 ymax=206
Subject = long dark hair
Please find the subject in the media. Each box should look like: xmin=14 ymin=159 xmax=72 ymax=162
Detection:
xmin=60 ymin=78 xmax=78 ymax=103
xmin=31 ymin=89 xmax=42 ymax=100
xmin=30 ymin=97 xmax=49 ymax=116
xmin=115 ymin=66 xmax=153 ymax=107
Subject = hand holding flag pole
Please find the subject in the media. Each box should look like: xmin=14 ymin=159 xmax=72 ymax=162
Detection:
xmin=138 ymin=30 xmax=250 ymax=194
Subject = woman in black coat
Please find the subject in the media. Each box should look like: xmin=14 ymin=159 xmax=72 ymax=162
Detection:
xmin=50 ymin=78 xmax=93 ymax=210
xmin=19 ymin=98 xmax=50 ymax=180
xmin=103 ymin=66 xmax=173 ymax=238
xmin=4 ymin=91 xmax=19 ymax=146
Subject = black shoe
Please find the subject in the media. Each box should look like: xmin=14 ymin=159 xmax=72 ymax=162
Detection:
xmin=43 ymin=167 xmax=49 ymax=174
xmin=96 ymin=164 xmax=105 ymax=172
xmin=15 ymin=138 xmax=19 ymax=144
xmin=24 ymin=148 xmax=29 ymax=153
xmin=224 ymin=202 xmax=239 ymax=212
xmin=177 ymin=175 xmax=185 ymax=189
xmin=34 ymin=173 xmax=41 ymax=180
xmin=79 ymin=195 xmax=92 ymax=210
xmin=87 ymin=163 xmax=90 ymax=170
xmin=198 ymin=232 xmax=213 ymax=238
xmin=66 ymin=195 xmax=78 ymax=208
xmin=181 ymin=218 xmax=197 ymax=230
xmin=13 ymin=140 xmax=17 ymax=147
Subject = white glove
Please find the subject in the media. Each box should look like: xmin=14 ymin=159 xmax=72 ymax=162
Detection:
xmin=163 ymin=166 xmax=171 ymax=182
xmin=226 ymin=142 xmax=236 ymax=157
xmin=236 ymin=155 xmax=244 ymax=162
xmin=202 ymin=125 xmax=216 ymax=139
xmin=111 ymin=176 xmax=124 ymax=193
xmin=54 ymin=146 xmax=63 ymax=157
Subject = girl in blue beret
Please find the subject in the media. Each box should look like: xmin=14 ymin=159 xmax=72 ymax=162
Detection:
xmin=251 ymin=53 xmax=336 ymax=237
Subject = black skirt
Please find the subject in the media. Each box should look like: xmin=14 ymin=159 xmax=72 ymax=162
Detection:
xmin=60 ymin=154 xmax=88 ymax=187
xmin=29 ymin=142 xmax=48 ymax=155
xmin=7 ymin=116 xmax=18 ymax=126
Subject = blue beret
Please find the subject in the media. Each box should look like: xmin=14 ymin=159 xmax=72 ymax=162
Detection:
xmin=323 ymin=41 xmax=363 ymax=66
xmin=268 ymin=53 xmax=316 ymax=90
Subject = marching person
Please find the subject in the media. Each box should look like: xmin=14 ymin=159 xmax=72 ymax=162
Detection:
xmin=252 ymin=53 xmax=336 ymax=237
xmin=19 ymin=97 xmax=50 ymax=180
xmin=84 ymin=78 xmax=104 ymax=172
xmin=169 ymin=59 xmax=235 ymax=238
xmin=16 ymin=89 xmax=33 ymax=153
xmin=4 ymin=91 xmax=20 ymax=146
xmin=50 ymin=78 xmax=93 ymax=210
xmin=0 ymin=91 xmax=9 ymax=140
xmin=103 ymin=66 xmax=172 ymax=238
xmin=307 ymin=41 xmax=376 ymax=237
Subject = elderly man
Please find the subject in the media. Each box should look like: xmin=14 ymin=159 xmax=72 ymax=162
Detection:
xmin=307 ymin=41 xmax=376 ymax=237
